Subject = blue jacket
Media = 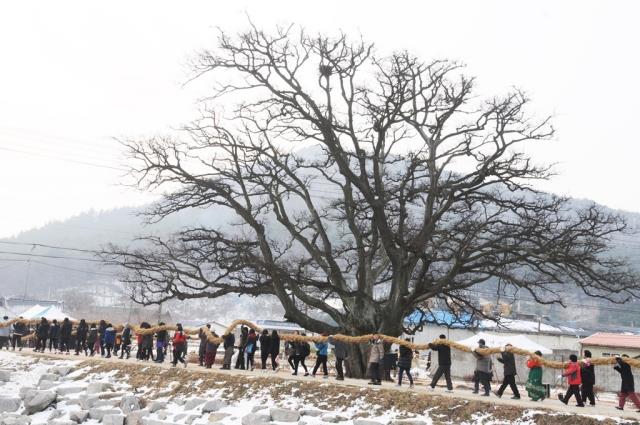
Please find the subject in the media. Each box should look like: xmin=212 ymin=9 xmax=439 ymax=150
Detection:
xmin=315 ymin=342 xmax=328 ymax=356
xmin=104 ymin=327 xmax=116 ymax=345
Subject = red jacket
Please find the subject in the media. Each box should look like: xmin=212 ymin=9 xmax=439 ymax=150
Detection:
xmin=173 ymin=331 xmax=187 ymax=345
xmin=563 ymin=361 xmax=582 ymax=385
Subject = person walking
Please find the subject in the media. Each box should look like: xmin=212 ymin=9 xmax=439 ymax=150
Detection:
xmin=48 ymin=319 xmax=60 ymax=353
xmin=140 ymin=322 xmax=154 ymax=361
xmin=329 ymin=335 xmax=348 ymax=381
xmin=221 ymin=331 xmax=235 ymax=370
xmin=155 ymin=323 xmax=168 ymax=363
xmin=59 ymin=318 xmax=72 ymax=354
xmin=614 ymin=355 xmax=640 ymax=412
xmin=204 ymin=332 xmax=219 ymax=369
xmin=312 ymin=335 xmax=329 ymax=378
xmin=428 ymin=335 xmax=453 ymax=392
xmin=558 ymin=354 xmax=584 ymax=407
xmin=120 ymin=324 xmax=132 ymax=359
xmin=396 ymin=339 xmax=414 ymax=388
xmin=259 ymin=329 xmax=271 ymax=370
xmin=198 ymin=324 xmax=211 ymax=367
xmin=11 ymin=318 xmax=28 ymax=351
xmin=104 ymin=324 xmax=116 ymax=358
xmin=75 ymin=319 xmax=88 ymax=355
xmin=581 ymin=350 xmax=596 ymax=406
xmin=269 ymin=330 xmax=280 ymax=371
xmin=235 ymin=326 xmax=248 ymax=370
xmin=245 ymin=328 xmax=257 ymax=371
xmin=494 ymin=344 xmax=520 ymax=399
xmin=285 ymin=332 xmax=298 ymax=372
xmin=171 ymin=324 xmax=187 ymax=367
xmin=0 ymin=317 xmax=10 ymax=350
xmin=293 ymin=334 xmax=310 ymax=376
xmin=472 ymin=339 xmax=493 ymax=396
xmin=98 ymin=320 xmax=107 ymax=357
xmin=525 ymin=351 xmax=546 ymax=401
xmin=367 ymin=334 xmax=384 ymax=386
xmin=87 ymin=324 xmax=98 ymax=356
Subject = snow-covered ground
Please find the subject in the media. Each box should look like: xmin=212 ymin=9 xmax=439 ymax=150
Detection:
xmin=0 ymin=351 xmax=634 ymax=425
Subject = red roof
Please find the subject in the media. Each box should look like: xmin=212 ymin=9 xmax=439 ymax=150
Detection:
xmin=580 ymin=332 xmax=640 ymax=350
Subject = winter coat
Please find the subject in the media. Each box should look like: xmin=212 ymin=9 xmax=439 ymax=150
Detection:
xmin=87 ymin=328 xmax=98 ymax=344
xmin=270 ymin=335 xmax=280 ymax=356
xmin=104 ymin=327 xmax=116 ymax=345
xmin=497 ymin=351 xmax=517 ymax=376
xmin=0 ymin=326 xmax=10 ymax=338
xmin=581 ymin=359 xmax=595 ymax=386
xmin=615 ymin=358 xmax=635 ymax=392
xmin=98 ymin=322 xmax=107 ymax=341
xmin=562 ymin=361 xmax=582 ymax=386
xmin=472 ymin=347 xmax=493 ymax=374
xmin=428 ymin=343 xmax=452 ymax=366
xmin=246 ymin=334 xmax=257 ymax=354
xmin=199 ymin=329 xmax=208 ymax=350
xmin=49 ymin=323 xmax=60 ymax=339
xmin=76 ymin=322 xmax=88 ymax=339
xmin=259 ymin=334 xmax=271 ymax=354
xmin=156 ymin=330 xmax=168 ymax=348
xmin=297 ymin=342 xmax=311 ymax=357
xmin=368 ymin=340 xmax=384 ymax=364
xmin=173 ymin=331 xmax=187 ymax=347
xmin=223 ymin=333 xmax=235 ymax=349
xmin=37 ymin=321 xmax=50 ymax=338
xmin=239 ymin=331 xmax=248 ymax=348
xmin=397 ymin=345 xmax=414 ymax=369
xmin=60 ymin=321 xmax=72 ymax=339
xmin=315 ymin=342 xmax=328 ymax=356
xmin=122 ymin=328 xmax=132 ymax=345
xmin=329 ymin=337 xmax=348 ymax=359
xmin=12 ymin=322 xmax=28 ymax=336
xmin=205 ymin=341 xmax=219 ymax=353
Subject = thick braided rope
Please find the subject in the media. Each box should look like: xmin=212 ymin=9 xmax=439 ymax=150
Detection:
xmin=2 ymin=317 xmax=634 ymax=369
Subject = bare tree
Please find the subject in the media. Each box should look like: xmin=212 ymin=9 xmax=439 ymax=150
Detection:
xmin=105 ymin=25 xmax=639 ymax=376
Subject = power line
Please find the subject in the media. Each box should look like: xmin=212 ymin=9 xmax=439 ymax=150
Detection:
xmin=0 ymin=146 xmax=127 ymax=172
xmin=0 ymin=241 xmax=106 ymax=255
xmin=0 ymin=250 xmax=104 ymax=263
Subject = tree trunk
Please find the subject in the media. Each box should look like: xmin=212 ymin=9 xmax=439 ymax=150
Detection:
xmin=345 ymin=342 xmax=370 ymax=379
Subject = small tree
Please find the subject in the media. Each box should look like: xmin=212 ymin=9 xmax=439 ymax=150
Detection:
xmin=106 ymin=25 xmax=639 ymax=376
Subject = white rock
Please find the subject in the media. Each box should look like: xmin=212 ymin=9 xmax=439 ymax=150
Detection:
xmin=0 ymin=370 xmax=12 ymax=382
xmin=94 ymin=400 xmax=118 ymax=408
xmin=183 ymin=398 xmax=206 ymax=411
xmin=250 ymin=406 xmax=266 ymax=413
xmin=353 ymin=421 xmax=383 ymax=425
xmin=141 ymin=420 xmax=180 ymax=425
xmin=240 ymin=413 xmax=270 ymax=425
xmin=88 ymin=409 xmax=121 ymax=421
xmin=1 ymin=413 xmax=32 ymax=425
xmin=0 ymin=398 xmax=21 ymax=413
xmin=321 ymin=415 xmax=349 ymax=424
xmin=103 ymin=414 xmax=126 ymax=425
xmin=147 ymin=402 xmax=166 ymax=414
xmin=125 ymin=410 xmax=149 ymax=425
xmin=24 ymin=390 xmax=57 ymax=414
xmin=55 ymin=386 xmax=86 ymax=396
xmin=51 ymin=367 xmax=73 ymax=377
xmin=69 ymin=410 xmax=90 ymax=423
xmin=38 ymin=381 xmax=58 ymax=391
xmin=206 ymin=413 xmax=229 ymax=423
xmin=38 ymin=374 xmax=59 ymax=384
xmin=119 ymin=397 xmax=140 ymax=414
xmin=270 ymin=408 xmax=300 ymax=422
xmin=201 ymin=400 xmax=227 ymax=413
xmin=48 ymin=420 xmax=77 ymax=425
xmin=18 ymin=387 xmax=35 ymax=400
xmin=301 ymin=409 xmax=324 ymax=417
xmin=79 ymin=395 xmax=99 ymax=410
xmin=389 ymin=421 xmax=427 ymax=425
xmin=87 ymin=383 xmax=113 ymax=395
xmin=156 ymin=411 xmax=168 ymax=421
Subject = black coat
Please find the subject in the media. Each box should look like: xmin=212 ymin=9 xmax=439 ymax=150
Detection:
xmin=60 ymin=321 xmax=72 ymax=339
xmin=615 ymin=358 xmax=635 ymax=392
xmin=428 ymin=343 xmax=451 ymax=366
xmin=397 ymin=345 xmax=414 ymax=369
xmin=270 ymin=335 xmax=280 ymax=355
xmin=37 ymin=322 xmax=50 ymax=338
xmin=223 ymin=333 xmax=235 ymax=349
xmin=122 ymin=327 xmax=132 ymax=345
xmin=49 ymin=324 xmax=60 ymax=339
xmin=497 ymin=352 xmax=517 ymax=376
xmin=581 ymin=362 xmax=595 ymax=386
xmin=77 ymin=322 xmax=88 ymax=339
xmin=87 ymin=328 xmax=98 ymax=344
xmin=329 ymin=337 xmax=348 ymax=359
xmin=259 ymin=334 xmax=271 ymax=353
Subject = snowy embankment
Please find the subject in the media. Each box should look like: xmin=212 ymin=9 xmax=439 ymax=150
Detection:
xmin=0 ymin=351 xmax=631 ymax=425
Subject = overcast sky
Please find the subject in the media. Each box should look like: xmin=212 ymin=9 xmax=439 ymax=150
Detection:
xmin=1 ymin=0 xmax=639 ymax=238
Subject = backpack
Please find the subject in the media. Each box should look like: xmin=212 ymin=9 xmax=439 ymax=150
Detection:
xmin=301 ymin=342 xmax=311 ymax=357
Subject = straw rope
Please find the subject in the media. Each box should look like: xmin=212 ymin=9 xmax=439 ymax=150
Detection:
xmin=2 ymin=317 xmax=636 ymax=369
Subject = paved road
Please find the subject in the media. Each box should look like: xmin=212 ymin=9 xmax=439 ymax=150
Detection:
xmin=17 ymin=350 xmax=640 ymax=422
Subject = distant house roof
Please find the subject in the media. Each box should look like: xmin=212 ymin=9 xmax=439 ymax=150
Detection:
xmin=580 ymin=332 xmax=640 ymax=350
xmin=479 ymin=318 xmax=583 ymax=336
xmin=404 ymin=310 xmax=477 ymax=329
xmin=255 ymin=320 xmax=305 ymax=332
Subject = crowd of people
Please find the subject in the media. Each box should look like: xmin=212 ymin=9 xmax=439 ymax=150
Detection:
xmin=1 ymin=316 xmax=639 ymax=412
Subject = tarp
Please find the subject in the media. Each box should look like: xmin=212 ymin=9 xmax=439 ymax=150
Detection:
xmin=19 ymin=305 xmax=75 ymax=321
xmin=456 ymin=331 xmax=553 ymax=355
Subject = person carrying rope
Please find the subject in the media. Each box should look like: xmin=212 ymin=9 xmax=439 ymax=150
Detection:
xmin=429 ymin=335 xmax=453 ymax=392
xmin=494 ymin=343 xmax=520 ymax=399
xmin=171 ymin=323 xmax=188 ymax=368
xmin=525 ymin=350 xmax=546 ymax=401
xmin=472 ymin=339 xmax=493 ymax=396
